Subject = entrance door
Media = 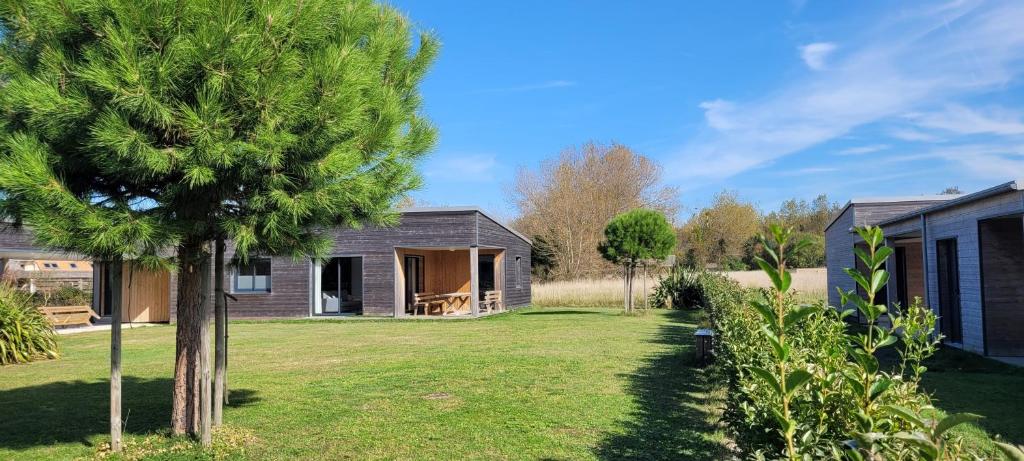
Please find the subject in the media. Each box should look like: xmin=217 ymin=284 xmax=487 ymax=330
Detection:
xmin=895 ymin=246 xmax=908 ymax=313
xmin=404 ymin=255 xmax=424 ymax=311
xmin=936 ymin=239 xmax=962 ymax=342
xmin=319 ymin=257 xmax=363 ymax=315
xmin=478 ymin=255 xmax=495 ymax=300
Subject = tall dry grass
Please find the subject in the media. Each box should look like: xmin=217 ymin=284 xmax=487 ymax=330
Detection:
xmin=531 ymin=277 xmax=661 ymax=308
xmin=531 ymin=267 xmax=827 ymax=307
xmin=722 ymin=267 xmax=826 ymax=299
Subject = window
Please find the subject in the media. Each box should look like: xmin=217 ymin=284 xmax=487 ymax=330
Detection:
xmin=69 ymin=263 xmax=78 ymax=268
xmin=515 ymin=256 xmax=522 ymax=289
xmin=234 ymin=258 xmax=272 ymax=293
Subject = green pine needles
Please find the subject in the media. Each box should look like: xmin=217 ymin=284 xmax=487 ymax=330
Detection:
xmin=0 ymin=0 xmax=438 ymax=439
xmin=599 ymin=208 xmax=676 ymax=312
xmin=0 ymin=0 xmax=438 ymax=263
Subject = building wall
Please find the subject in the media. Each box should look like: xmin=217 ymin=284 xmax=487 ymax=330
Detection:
xmin=923 ymin=190 xmax=1024 ymax=354
xmin=328 ymin=211 xmax=478 ymax=316
xmin=169 ymin=210 xmax=531 ymax=320
xmin=0 ymin=225 xmax=39 ymax=252
xmin=826 ymin=207 xmax=856 ymax=308
xmin=477 ymin=213 xmax=532 ymax=308
xmin=169 ymin=250 xmax=312 ymax=320
xmin=978 ymin=217 xmax=1024 ymax=356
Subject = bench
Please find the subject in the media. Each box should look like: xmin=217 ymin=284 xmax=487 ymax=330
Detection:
xmin=481 ymin=290 xmax=503 ymax=313
xmin=410 ymin=293 xmax=445 ymax=316
xmin=38 ymin=305 xmax=100 ymax=328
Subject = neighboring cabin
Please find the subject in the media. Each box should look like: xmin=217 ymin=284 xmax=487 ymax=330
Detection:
xmin=825 ymin=180 xmax=1024 ymax=358
xmin=2 ymin=207 xmax=532 ymax=322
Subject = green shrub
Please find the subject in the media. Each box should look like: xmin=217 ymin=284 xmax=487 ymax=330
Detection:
xmin=0 ymin=283 xmax=59 ymax=365
xmin=651 ymin=266 xmax=703 ymax=309
xmin=31 ymin=285 xmax=92 ymax=307
xmin=705 ymin=225 xmax=983 ymax=460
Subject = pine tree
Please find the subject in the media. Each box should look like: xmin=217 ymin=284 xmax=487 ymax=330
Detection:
xmin=598 ymin=209 xmax=677 ymax=312
xmin=0 ymin=0 xmax=437 ymax=446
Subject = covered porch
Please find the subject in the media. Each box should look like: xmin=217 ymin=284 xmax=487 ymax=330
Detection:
xmin=394 ymin=246 xmax=505 ymax=317
xmin=886 ymin=231 xmax=927 ymax=315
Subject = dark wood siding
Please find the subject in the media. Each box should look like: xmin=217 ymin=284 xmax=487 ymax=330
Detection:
xmin=0 ymin=225 xmax=38 ymax=252
xmin=170 ymin=210 xmax=531 ymax=320
xmin=325 ymin=211 xmax=478 ymax=316
xmin=476 ymin=213 xmax=532 ymax=308
xmin=979 ymin=217 xmax=1024 ymax=356
xmin=169 ymin=247 xmax=311 ymax=320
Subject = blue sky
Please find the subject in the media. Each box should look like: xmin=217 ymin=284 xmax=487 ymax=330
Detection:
xmin=388 ymin=0 xmax=1024 ymax=221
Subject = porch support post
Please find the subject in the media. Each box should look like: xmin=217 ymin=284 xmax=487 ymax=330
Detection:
xmin=470 ymin=245 xmax=480 ymax=316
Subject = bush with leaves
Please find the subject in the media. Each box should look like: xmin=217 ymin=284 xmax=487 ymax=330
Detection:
xmin=651 ymin=265 xmax=705 ymax=309
xmin=706 ymin=225 xmax=989 ymax=460
xmin=0 ymin=283 xmax=59 ymax=365
xmin=30 ymin=285 xmax=92 ymax=308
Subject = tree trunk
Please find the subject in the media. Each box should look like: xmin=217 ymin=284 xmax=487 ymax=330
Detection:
xmin=171 ymin=241 xmax=208 ymax=437
xmin=622 ymin=262 xmax=630 ymax=313
xmin=213 ymin=237 xmax=226 ymax=426
xmin=109 ymin=259 xmax=123 ymax=452
xmin=199 ymin=246 xmax=212 ymax=447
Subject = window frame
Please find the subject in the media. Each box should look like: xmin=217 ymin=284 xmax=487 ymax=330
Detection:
xmin=515 ymin=256 xmax=523 ymax=289
xmin=233 ymin=257 xmax=273 ymax=294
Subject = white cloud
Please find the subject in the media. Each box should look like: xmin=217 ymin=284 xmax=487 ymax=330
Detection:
xmin=699 ymin=99 xmax=738 ymax=130
xmin=908 ymin=104 xmax=1024 ymax=135
xmin=924 ymin=143 xmax=1024 ymax=179
xmin=888 ymin=127 xmax=942 ymax=142
xmin=836 ymin=144 xmax=890 ymax=155
xmin=799 ymin=42 xmax=838 ymax=70
xmin=779 ymin=166 xmax=839 ymax=176
xmin=668 ymin=1 xmax=1024 ymax=182
xmin=474 ymin=80 xmax=576 ymax=94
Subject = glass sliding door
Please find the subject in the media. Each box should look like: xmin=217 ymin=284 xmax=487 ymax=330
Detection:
xmin=319 ymin=257 xmax=363 ymax=315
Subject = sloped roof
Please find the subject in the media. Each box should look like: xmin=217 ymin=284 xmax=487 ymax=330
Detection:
xmin=400 ymin=206 xmax=532 ymax=245
xmin=824 ymin=195 xmax=957 ymax=232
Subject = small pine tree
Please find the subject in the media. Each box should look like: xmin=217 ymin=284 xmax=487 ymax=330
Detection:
xmin=599 ymin=209 xmax=676 ymax=312
xmin=0 ymin=0 xmax=437 ymax=445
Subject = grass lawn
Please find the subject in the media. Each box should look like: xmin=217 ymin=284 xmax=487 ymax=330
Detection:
xmin=0 ymin=308 xmax=729 ymax=460
xmin=920 ymin=347 xmax=1024 ymax=449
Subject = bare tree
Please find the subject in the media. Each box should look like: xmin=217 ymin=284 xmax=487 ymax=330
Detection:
xmin=511 ymin=142 xmax=679 ymax=279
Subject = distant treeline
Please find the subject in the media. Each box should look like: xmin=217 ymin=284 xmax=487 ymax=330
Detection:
xmin=505 ymin=142 xmax=840 ymax=280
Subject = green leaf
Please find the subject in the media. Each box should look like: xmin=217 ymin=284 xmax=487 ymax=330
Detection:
xmin=756 ymin=258 xmax=785 ymax=292
xmin=933 ymin=413 xmax=982 ymax=439
xmin=785 ymin=369 xmax=813 ymax=396
xmin=854 ymin=247 xmax=873 ymax=272
xmin=994 ymin=442 xmax=1024 ymax=461
xmin=868 ymin=377 xmax=892 ymax=400
xmin=892 ymin=431 xmax=939 ymax=459
xmin=844 ymin=268 xmax=871 ymax=294
xmin=750 ymin=299 xmax=777 ymax=327
xmin=761 ymin=326 xmax=788 ymax=361
xmin=748 ymin=366 xmax=783 ymax=396
xmin=882 ymin=405 xmax=926 ymax=429
xmin=873 ymin=246 xmax=894 ymax=269
xmin=870 ymin=270 xmax=889 ymax=295
xmin=783 ymin=305 xmax=816 ymax=329
xmin=876 ymin=333 xmax=898 ymax=349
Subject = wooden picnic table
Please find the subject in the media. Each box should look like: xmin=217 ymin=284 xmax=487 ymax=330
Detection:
xmin=436 ymin=292 xmax=471 ymax=315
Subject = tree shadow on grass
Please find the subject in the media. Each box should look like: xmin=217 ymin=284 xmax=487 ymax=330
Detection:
xmin=595 ymin=310 xmax=727 ymax=460
xmin=0 ymin=376 xmax=259 ymax=450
